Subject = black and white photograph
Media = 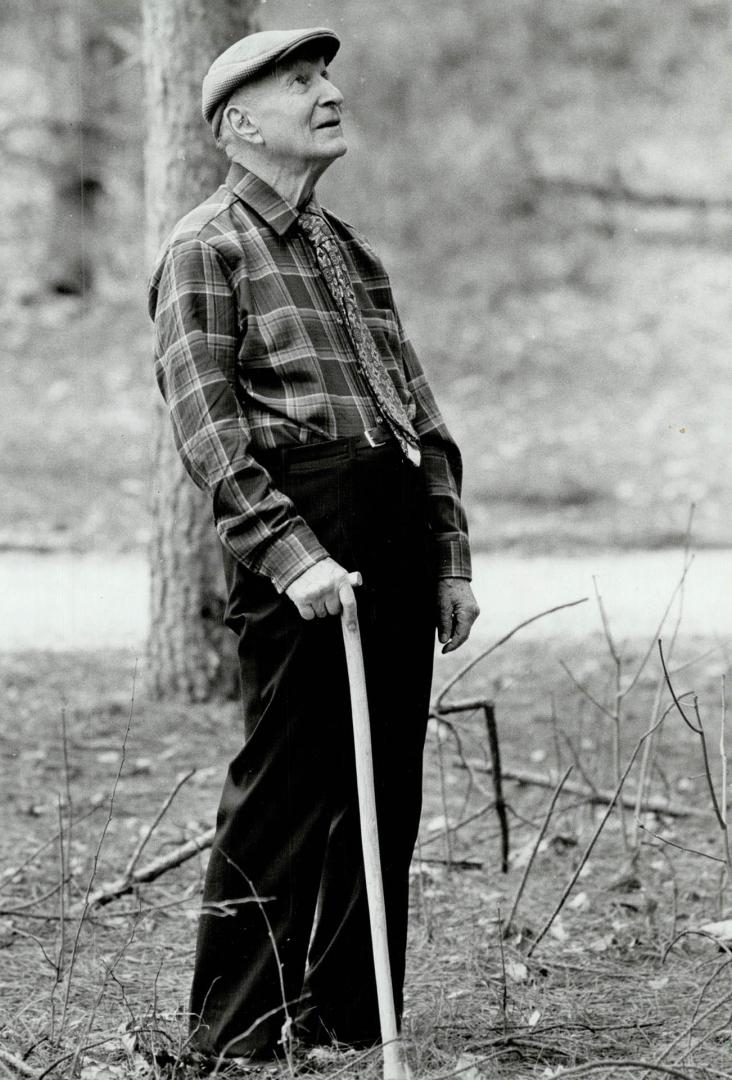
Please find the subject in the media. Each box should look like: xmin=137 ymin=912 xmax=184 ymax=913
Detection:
xmin=1 ymin=2 xmax=731 ymax=1078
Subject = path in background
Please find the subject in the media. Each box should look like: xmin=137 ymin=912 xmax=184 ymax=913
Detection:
xmin=0 ymin=549 xmax=729 ymax=652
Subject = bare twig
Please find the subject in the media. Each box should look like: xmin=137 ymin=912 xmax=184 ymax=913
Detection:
xmin=527 ymin=708 xmax=668 ymax=956
xmin=504 ymin=765 xmax=573 ymax=934
xmin=419 ymin=802 xmax=494 ymax=848
xmin=496 ymin=906 xmax=507 ymax=1036
xmin=0 ymin=883 xmax=64 ymax=916
xmin=435 ymin=728 xmax=454 ymax=868
xmin=54 ymin=796 xmax=66 ymax=1012
xmin=658 ymin=640 xmax=702 ymax=734
xmin=636 ymin=822 xmax=726 ymax=864
xmin=122 ymin=768 xmax=196 ymax=880
xmin=464 ymin=760 xmax=701 ymax=818
xmin=431 ymin=712 xmax=492 ymax=804
xmin=58 ymin=663 xmax=137 ymax=1035
xmin=650 ymin=986 xmax=732 ymax=1072
xmin=88 ymin=826 xmax=215 ymax=907
xmin=559 ymin=660 xmax=615 ymax=721
xmin=660 ymin=641 xmax=730 ymax=866
xmin=484 ymin=703 xmax=509 ymax=872
xmin=418 ymin=856 xmax=483 ymax=870
xmin=433 ymin=597 xmax=588 ymax=711
xmin=620 ymin=538 xmax=694 ymax=704
xmin=557 ymin=727 xmax=598 ymax=797
xmin=663 ymin=929 xmax=732 ymax=967
xmin=59 ymin=707 xmax=73 ymax=907
xmin=687 ymin=958 xmax=732 ymax=1054
xmin=210 ymin=855 xmax=296 ymax=1075
xmin=720 ymin=674 xmax=729 ymax=908
xmin=592 ymin=575 xmax=619 ymax=666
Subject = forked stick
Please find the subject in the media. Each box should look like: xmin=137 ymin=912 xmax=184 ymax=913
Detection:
xmin=341 ymin=609 xmax=411 ymax=1080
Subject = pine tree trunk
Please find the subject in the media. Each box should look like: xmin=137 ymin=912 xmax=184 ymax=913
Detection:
xmin=143 ymin=0 xmax=257 ymax=701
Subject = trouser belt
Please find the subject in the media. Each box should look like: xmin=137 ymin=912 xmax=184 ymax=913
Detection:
xmin=257 ymin=423 xmax=400 ymax=471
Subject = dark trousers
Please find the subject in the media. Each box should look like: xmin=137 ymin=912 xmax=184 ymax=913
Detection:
xmin=189 ymin=441 xmax=436 ymax=1057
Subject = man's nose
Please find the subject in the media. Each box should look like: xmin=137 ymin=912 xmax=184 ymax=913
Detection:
xmin=320 ymin=78 xmax=344 ymax=109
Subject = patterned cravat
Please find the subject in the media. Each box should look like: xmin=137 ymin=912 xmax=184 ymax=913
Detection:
xmin=298 ymin=207 xmax=421 ymax=467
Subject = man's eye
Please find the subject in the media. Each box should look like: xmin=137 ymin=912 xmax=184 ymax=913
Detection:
xmin=294 ymin=74 xmax=309 ymax=86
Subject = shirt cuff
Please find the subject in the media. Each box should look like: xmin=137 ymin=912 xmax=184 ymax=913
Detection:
xmin=250 ymin=525 xmax=331 ymax=594
xmin=433 ymin=531 xmax=472 ymax=580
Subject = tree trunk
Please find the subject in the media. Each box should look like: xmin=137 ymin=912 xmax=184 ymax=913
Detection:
xmin=143 ymin=0 xmax=257 ymax=700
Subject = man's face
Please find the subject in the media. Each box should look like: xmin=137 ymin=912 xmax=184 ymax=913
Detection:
xmin=248 ymin=53 xmax=347 ymax=169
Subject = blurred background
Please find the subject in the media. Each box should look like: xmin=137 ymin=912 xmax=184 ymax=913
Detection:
xmin=2 ymin=0 xmax=731 ymax=563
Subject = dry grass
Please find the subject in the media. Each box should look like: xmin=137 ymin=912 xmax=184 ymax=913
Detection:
xmin=1 ymin=618 xmax=731 ymax=1080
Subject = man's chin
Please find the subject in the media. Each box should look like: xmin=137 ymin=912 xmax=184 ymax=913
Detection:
xmin=318 ymin=139 xmax=348 ymax=162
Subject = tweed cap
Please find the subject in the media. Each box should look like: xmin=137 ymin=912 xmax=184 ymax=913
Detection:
xmin=202 ymin=27 xmax=341 ymax=137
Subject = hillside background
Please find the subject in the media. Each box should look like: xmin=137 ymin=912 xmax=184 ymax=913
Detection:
xmin=1 ymin=0 xmax=730 ymax=555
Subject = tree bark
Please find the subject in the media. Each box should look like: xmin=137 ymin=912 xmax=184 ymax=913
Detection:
xmin=143 ymin=0 xmax=257 ymax=700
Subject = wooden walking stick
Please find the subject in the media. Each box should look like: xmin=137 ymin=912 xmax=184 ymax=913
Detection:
xmin=340 ymin=605 xmax=412 ymax=1080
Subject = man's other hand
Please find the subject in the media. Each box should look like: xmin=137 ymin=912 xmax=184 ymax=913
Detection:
xmin=285 ymin=558 xmax=362 ymax=628
xmin=437 ymin=578 xmax=480 ymax=654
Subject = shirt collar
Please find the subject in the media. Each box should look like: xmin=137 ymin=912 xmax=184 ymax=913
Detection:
xmin=225 ymin=162 xmax=322 ymax=236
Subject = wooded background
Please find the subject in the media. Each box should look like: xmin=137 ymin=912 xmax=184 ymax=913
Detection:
xmin=2 ymin=0 xmax=731 ymax=558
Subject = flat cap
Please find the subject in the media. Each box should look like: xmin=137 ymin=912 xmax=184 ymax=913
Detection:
xmin=202 ymin=27 xmax=341 ymax=137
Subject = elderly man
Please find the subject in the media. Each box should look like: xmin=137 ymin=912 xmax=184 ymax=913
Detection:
xmin=149 ymin=26 xmax=479 ymax=1062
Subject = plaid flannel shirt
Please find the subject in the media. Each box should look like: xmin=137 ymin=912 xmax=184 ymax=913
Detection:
xmin=148 ymin=163 xmax=472 ymax=594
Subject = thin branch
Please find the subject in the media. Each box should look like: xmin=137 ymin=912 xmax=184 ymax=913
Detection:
xmin=484 ymin=703 xmax=509 ymax=872
xmin=435 ymin=727 xmax=454 ymax=867
xmin=650 ymin=986 xmax=732 ymax=1071
xmin=433 ymin=597 xmax=589 ymax=711
xmin=659 ymin=640 xmax=701 ymax=733
xmin=593 ymin=576 xmax=619 ymax=666
xmin=559 ymin=660 xmax=615 ymax=721
xmin=88 ymin=825 xmax=215 ymax=908
xmin=636 ymin=822 xmax=726 ymax=864
xmin=463 ymin=760 xmax=702 ymax=818
xmin=620 ymin=548 xmax=694 ymax=702
xmin=59 ymin=663 xmax=137 ymax=1033
xmin=122 ymin=768 xmax=196 ymax=879
xmin=527 ymin=708 xmax=668 ymax=956
xmin=504 ymin=765 xmax=573 ymax=933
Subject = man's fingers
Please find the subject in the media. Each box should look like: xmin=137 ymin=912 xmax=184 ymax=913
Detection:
xmin=441 ymin=602 xmax=480 ymax=654
xmin=324 ymin=593 xmax=342 ymax=617
xmin=441 ymin=609 xmax=469 ymax=653
xmin=286 ymin=561 xmax=362 ymax=623
xmin=338 ymin=578 xmax=359 ymax=630
xmin=437 ymin=594 xmax=453 ymax=645
xmin=327 ymin=572 xmax=361 ymax=617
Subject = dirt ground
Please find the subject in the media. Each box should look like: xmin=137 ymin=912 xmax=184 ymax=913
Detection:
xmin=1 ymin=626 xmax=731 ymax=1080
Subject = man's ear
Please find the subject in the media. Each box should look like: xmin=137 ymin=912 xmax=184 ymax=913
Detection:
xmin=225 ymin=105 xmax=263 ymax=146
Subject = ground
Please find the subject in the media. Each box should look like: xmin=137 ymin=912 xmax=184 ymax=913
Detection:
xmin=2 ymin=622 xmax=731 ymax=1079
